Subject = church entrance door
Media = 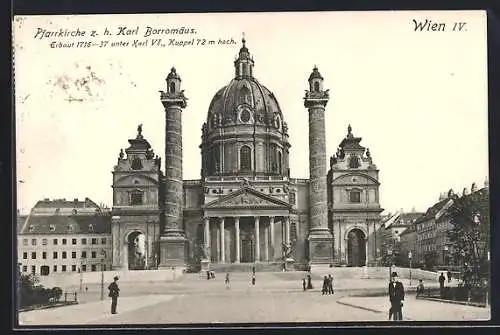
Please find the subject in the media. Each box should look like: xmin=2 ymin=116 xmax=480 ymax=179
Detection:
xmin=347 ymin=229 xmax=366 ymax=266
xmin=241 ymin=238 xmax=254 ymax=263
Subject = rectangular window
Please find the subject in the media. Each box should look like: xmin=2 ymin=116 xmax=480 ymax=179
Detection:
xmin=62 ymin=265 xmax=67 ymax=272
xmin=23 ymin=239 xmax=28 ymax=246
xmin=91 ymin=264 xmax=97 ymax=272
xmin=22 ymin=265 xmax=27 ymax=272
xmin=62 ymin=251 xmax=67 ymax=259
xmin=101 ymin=238 xmax=106 ymax=244
xmin=62 ymin=238 xmax=67 ymax=245
xmin=31 ymin=239 xmax=37 ymax=246
xmin=91 ymin=238 xmax=97 ymax=245
xmin=53 ymin=265 xmax=57 ymax=272
xmin=72 ymin=238 xmax=77 ymax=245
xmin=91 ymin=251 xmax=96 ymax=258
xmin=349 ymin=190 xmax=361 ymax=203
xmin=72 ymin=265 xmax=77 ymax=272
xmin=72 ymin=251 xmax=76 ymax=259
xmin=53 ymin=251 xmax=58 ymax=259
xmin=81 ymin=238 xmax=87 ymax=245
xmin=82 ymin=251 xmax=87 ymax=258
xmin=130 ymin=192 xmax=143 ymax=205
xmin=82 ymin=264 xmax=87 ymax=272
xmin=23 ymin=252 xmax=27 ymax=259
xmin=31 ymin=266 xmax=36 ymax=274
xmin=42 ymin=252 xmax=47 ymax=259
xmin=42 ymin=238 xmax=47 ymax=245
xmin=53 ymin=239 xmax=58 ymax=245
xmin=31 ymin=252 xmax=36 ymax=259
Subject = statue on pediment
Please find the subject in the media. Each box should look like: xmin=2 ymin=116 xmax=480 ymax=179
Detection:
xmin=119 ymin=148 xmax=124 ymax=160
xmin=241 ymin=177 xmax=252 ymax=188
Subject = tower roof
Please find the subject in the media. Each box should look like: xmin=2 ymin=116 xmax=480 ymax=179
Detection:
xmin=166 ymin=67 xmax=181 ymax=81
xmin=308 ymin=66 xmax=324 ymax=81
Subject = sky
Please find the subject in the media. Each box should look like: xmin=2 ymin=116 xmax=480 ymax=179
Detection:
xmin=13 ymin=11 xmax=489 ymax=215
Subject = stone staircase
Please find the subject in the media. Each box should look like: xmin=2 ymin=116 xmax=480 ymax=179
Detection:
xmin=208 ymin=262 xmax=284 ymax=273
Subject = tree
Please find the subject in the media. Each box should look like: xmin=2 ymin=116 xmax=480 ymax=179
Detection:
xmin=447 ymin=188 xmax=489 ymax=287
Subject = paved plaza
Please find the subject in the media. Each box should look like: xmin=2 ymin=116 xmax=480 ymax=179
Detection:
xmin=18 ymin=272 xmax=490 ymax=326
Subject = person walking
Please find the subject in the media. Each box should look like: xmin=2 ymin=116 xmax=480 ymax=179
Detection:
xmin=328 ymin=274 xmax=334 ymax=294
xmin=416 ymin=279 xmax=425 ymax=297
xmin=322 ymin=276 xmax=329 ymax=295
xmin=388 ymin=272 xmax=405 ymax=321
xmin=306 ymin=274 xmax=313 ymax=290
xmin=225 ymin=272 xmax=230 ymax=289
xmin=108 ymin=276 xmax=120 ymax=315
xmin=439 ymin=272 xmax=446 ymax=297
xmin=302 ymin=277 xmax=307 ymax=291
xmin=251 ymin=273 xmax=256 ymax=286
xmin=447 ymin=270 xmax=452 ymax=283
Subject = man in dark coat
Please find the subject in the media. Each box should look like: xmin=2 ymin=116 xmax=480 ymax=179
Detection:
xmin=439 ymin=272 xmax=446 ymax=297
xmin=388 ymin=272 xmax=405 ymax=321
xmin=108 ymin=276 xmax=120 ymax=314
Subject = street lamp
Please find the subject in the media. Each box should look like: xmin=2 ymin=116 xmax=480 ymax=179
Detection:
xmin=387 ymin=249 xmax=393 ymax=281
xmin=100 ymin=249 xmax=106 ymax=301
xmin=443 ymin=245 xmax=449 ymax=268
xmin=408 ymin=251 xmax=413 ymax=285
xmin=79 ymin=257 xmax=85 ymax=293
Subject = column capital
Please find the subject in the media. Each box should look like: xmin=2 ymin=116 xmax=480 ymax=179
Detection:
xmin=203 ymin=216 xmax=210 ymax=221
xmin=234 ymin=216 xmax=240 ymax=223
xmin=269 ymin=216 xmax=275 ymax=223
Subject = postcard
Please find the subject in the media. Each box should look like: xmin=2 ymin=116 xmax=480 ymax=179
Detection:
xmin=13 ymin=11 xmax=490 ymax=326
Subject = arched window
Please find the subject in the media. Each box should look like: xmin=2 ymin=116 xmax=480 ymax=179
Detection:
xmin=169 ymin=82 xmax=176 ymax=93
xmin=314 ymin=81 xmax=320 ymax=92
xmin=240 ymin=145 xmax=252 ymax=171
xmin=131 ymin=158 xmax=143 ymax=170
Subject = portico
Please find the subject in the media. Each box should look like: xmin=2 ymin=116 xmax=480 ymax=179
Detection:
xmin=202 ymin=186 xmax=292 ymax=264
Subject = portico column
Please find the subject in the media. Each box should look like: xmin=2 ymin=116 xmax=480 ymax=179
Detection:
xmin=365 ymin=237 xmax=369 ymax=266
xmin=269 ymin=216 xmax=275 ymax=260
xmin=264 ymin=224 xmax=269 ymax=261
xmin=220 ymin=217 xmax=225 ymax=263
xmin=204 ymin=217 xmax=210 ymax=253
xmin=285 ymin=217 xmax=291 ymax=245
xmin=254 ymin=216 xmax=260 ymax=262
xmin=235 ymin=217 xmax=240 ymax=263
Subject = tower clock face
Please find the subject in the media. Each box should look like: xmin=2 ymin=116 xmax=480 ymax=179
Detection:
xmin=240 ymin=109 xmax=251 ymax=123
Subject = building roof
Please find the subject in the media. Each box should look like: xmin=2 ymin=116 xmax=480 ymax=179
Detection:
xmin=20 ymin=214 xmax=111 ymax=234
xmin=33 ymin=197 xmax=100 ymax=209
xmin=414 ymin=197 xmax=451 ymax=224
xmin=17 ymin=215 xmax=28 ymax=233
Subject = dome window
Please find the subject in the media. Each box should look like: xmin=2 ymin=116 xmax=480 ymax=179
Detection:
xmin=169 ymin=82 xmax=176 ymax=93
xmin=240 ymin=146 xmax=252 ymax=171
xmin=314 ymin=81 xmax=320 ymax=92
xmin=240 ymin=109 xmax=251 ymax=123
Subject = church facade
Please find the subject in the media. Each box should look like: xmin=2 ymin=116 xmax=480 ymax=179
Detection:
xmin=110 ymin=40 xmax=383 ymax=271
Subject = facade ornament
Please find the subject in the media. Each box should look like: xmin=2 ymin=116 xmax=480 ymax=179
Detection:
xmin=283 ymin=184 xmax=289 ymax=193
xmin=282 ymin=121 xmax=288 ymax=134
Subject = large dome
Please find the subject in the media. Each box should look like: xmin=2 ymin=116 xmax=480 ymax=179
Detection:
xmin=207 ymin=77 xmax=284 ymax=130
xmin=200 ymin=39 xmax=290 ymax=178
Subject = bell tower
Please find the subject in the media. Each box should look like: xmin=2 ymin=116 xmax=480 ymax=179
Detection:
xmin=304 ymin=66 xmax=333 ymax=264
xmin=159 ymin=67 xmax=188 ymax=267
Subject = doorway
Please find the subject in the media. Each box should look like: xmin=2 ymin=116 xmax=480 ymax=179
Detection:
xmin=347 ymin=229 xmax=366 ymax=266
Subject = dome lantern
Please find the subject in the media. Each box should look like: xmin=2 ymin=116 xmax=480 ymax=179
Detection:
xmin=234 ymin=35 xmax=254 ymax=78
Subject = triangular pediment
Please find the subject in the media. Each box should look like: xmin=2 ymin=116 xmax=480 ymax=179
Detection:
xmin=204 ymin=186 xmax=291 ymax=209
